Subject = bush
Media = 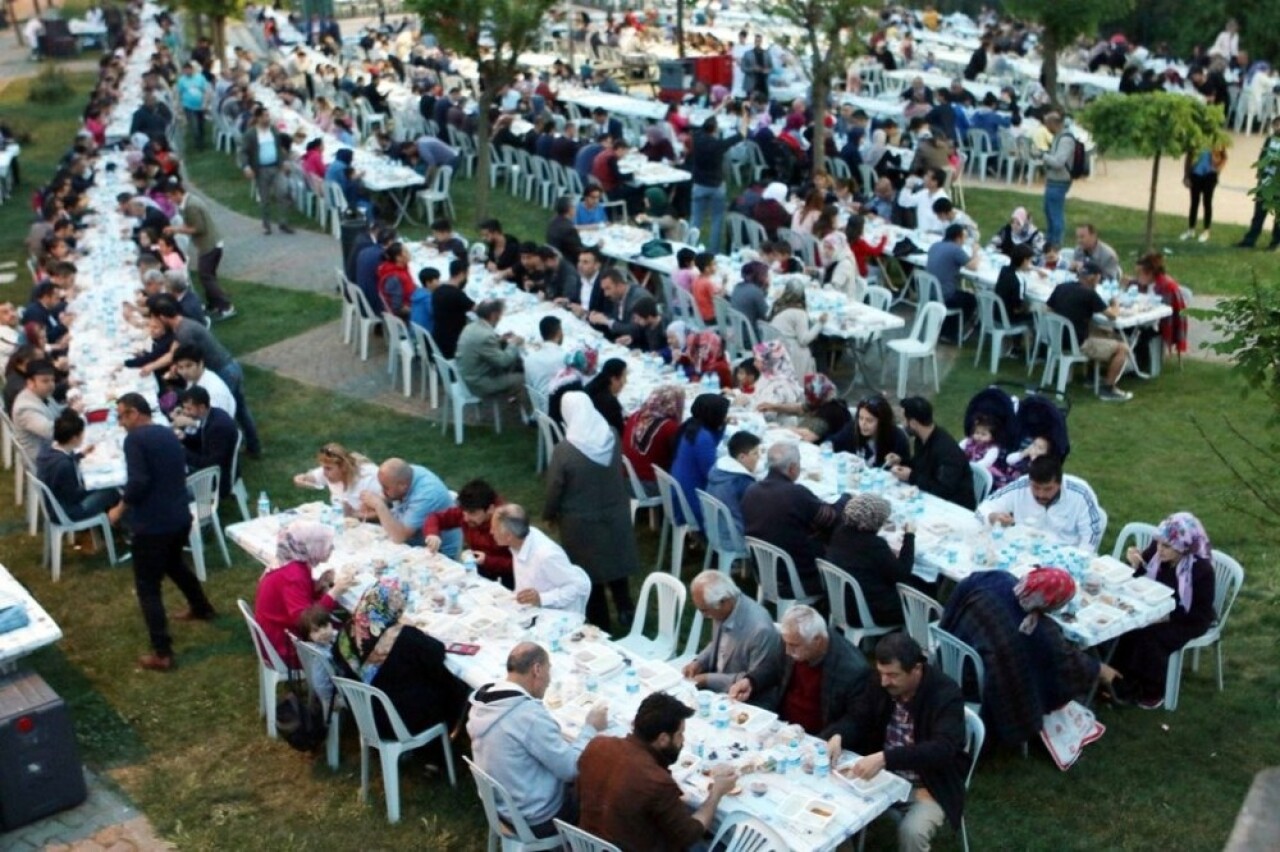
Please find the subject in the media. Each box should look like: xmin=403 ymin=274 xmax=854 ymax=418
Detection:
xmin=27 ymin=64 xmax=75 ymax=105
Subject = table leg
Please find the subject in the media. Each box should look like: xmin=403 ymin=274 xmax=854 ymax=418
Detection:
xmin=1083 ymin=637 xmax=1119 ymax=707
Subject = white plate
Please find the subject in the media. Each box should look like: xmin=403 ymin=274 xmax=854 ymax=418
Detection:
xmin=1124 ymin=577 xmax=1175 ymax=604
xmin=834 ymin=765 xmax=897 ymax=797
xmin=1074 ymin=602 xmax=1125 ymax=630
xmin=778 ymin=793 xmax=838 ymax=830
xmin=1089 ymin=556 xmax=1134 ymax=585
xmin=636 ymin=661 xmax=682 ymax=692
xmin=573 ymin=645 xmax=624 ymax=677
xmin=729 ymin=704 xmax=778 ymax=732
xmin=457 ymin=605 xmax=510 ymax=634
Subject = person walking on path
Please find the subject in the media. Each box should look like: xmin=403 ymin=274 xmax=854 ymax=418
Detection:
xmin=116 ymin=393 xmax=216 ymax=672
xmin=163 ymin=179 xmax=236 ymax=321
xmin=1181 ymin=145 xmax=1227 ymax=243
xmin=1236 ymin=116 xmax=1280 ymax=251
xmin=238 ymin=106 xmax=296 ymax=237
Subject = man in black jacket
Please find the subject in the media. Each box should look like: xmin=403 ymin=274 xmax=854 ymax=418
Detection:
xmin=889 ymin=396 xmax=975 ymax=509
xmin=771 ymin=605 xmax=869 ymax=736
xmin=545 ymin=197 xmax=584 ymax=264
xmin=688 ymin=107 xmax=749 ymax=254
xmin=828 ymin=633 xmax=968 ymax=852
xmin=177 ymin=386 xmax=237 ymax=497
xmin=36 ymin=410 xmax=122 ymax=524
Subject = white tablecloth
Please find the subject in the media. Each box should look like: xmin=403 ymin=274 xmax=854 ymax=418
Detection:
xmin=0 ymin=564 xmax=62 ymax=671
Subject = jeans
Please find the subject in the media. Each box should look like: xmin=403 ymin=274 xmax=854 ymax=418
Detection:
xmin=196 ymin=247 xmax=232 ymax=312
xmin=253 ymin=164 xmax=285 ymax=227
xmin=215 ymin=360 xmax=262 ymax=455
xmin=690 ymin=183 xmax=727 ymax=254
xmin=65 ymin=488 xmax=120 ymax=523
xmin=1187 ymin=172 xmax=1218 ymax=230
xmin=133 ymin=526 xmax=212 ymax=656
xmin=1043 ymin=179 xmax=1071 ymax=248
xmin=184 ymin=107 xmax=206 ymax=149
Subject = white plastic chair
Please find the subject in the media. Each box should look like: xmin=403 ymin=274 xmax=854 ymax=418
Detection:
xmin=417 ymin=164 xmax=456 ymax=225
xmin=915 ymin=271 xmax=966 ymax=344
xmin=696 ymin=489 xmax=747 ymax=576
xmin=896 ymin=583 xmax=942 ymax=653
xmin=411 ymin=322 xmax=442 ymax=408
xmin=237 ymin=598 xmax=293 ymax=739
xmin=10 ymin=437 xmax=39 ymax=536
xmin=187 ymin=467 xmax=231 ymax=582
xmin=534 ymin=410 xmax=565 ymax=476
xmin=745 ymin=536 xmax=821 ymax=619
xmin=433 ymin=353 xmax=503 ymax=445
xmin=1164 ymin=551 xmax=1244 ymax=711
xmin=337 ymin=267 xmax=357 ymax=344
xmin=0 ymin=407 xmax=13 ymax=471
xmin=465 ymin=757 xmax=563 ymax=852
xmin=960 ymin=707 xmax=985 ymax=852
xmin=346 ymin=281 xmax=384 ymax=361
xmin=930 ymin=624 xmax=985 ymax=714
xmin=616 ymin=572 xmax=686 ymax=660
xmin=969 ymin=462 xmax=993 ymax=504
xmin=332 ymin=676 xmax=458 ymax=823
xmin=973 ymin=290 xmax=1030 ymax=374
xmin=1039 ymin=313 xmax=1099 ymax=395
xmin=1110 ymin=521 xmax=1159 ymax=561
xmin=32 ymin=476 xmax=121 ymax=582
xmin=816 ymin=558 xmax=894 ymax=649
xmin=622 ymin=455 xmax=662 ymax=527
xmin=555 ymin=819 xmax=622 ymax=852
xmin=709 ymin=813 xmax=789 ymax=852
xmin=652 ymin=466 xmax=702 ymax=578
xmin=670 ymin=608 xmax=707 ymax=672
xmin=886 ymin=302 xmax=946 ymax=399
xmin=290 ymin=635 xmax=344 ymax=770
xmin=228 ymin=428 xmax=251 ymax=522
xmin=381 ymin=313 xmax=417 ymax=397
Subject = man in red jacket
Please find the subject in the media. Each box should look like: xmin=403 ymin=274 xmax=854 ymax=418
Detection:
xmin=423 ymin=479 xmax=512 ymax=587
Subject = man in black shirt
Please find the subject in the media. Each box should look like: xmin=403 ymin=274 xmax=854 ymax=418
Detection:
xmin=1046 ymin=262 xmax=1131 ymax=402
xmin=889 ymin=396 xmax=975 ymax=509
xmin=689 ymin=107 xmax=749 ymax=254
xmin=432 ymin=258 xmax=476 ymax=359
xmin=546 ymin=196 xmax=584 ymax=264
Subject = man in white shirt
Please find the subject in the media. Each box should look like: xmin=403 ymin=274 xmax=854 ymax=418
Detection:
xmin=978 ymin=455 xmax=1105 ymax=552
xmin=0 ymin=302 xmax=22 ymax=361
xmin=467 ymin=642 xmax=607 ymax=838
xmin=170 ymin=343 xmax=236 ymax=418
xmin=730 ymin=30 xmax=750 ymax=99
xmin=523 ymin=315 xmax=566 ymax=397
xmin=491 ymin=504 xmax=591 ymax=616
xmin=897 ymin=165 xmax=950 ymax=235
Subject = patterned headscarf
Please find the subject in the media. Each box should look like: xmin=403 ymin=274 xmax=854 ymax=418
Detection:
xmin=1013 ymin=567 xmax=1076 ymax=635
xmin=1147 ymin=512 xmax=1211 ymax=612
xmin=803 ymin=373 xmax=837 ymax=409
xmin=548 ymin=343 xmax=599 ymax=396
xmin=630 ymin=385 xmax=685 ymax=455
xmin=754 ymin=340 xmax=795 ymax=379
xmin=685 ymin=331 xmax=724 ymax=375
xmin=769 ymin=278 xmax=808 ymax=319
xmin=337 ymin=578 xmax=406 ymax=683
xmin=271 ymin=519 xmax=335 ymax=577
xmin=820 ymin=230 xmax=852 ymax=267
xmin=842 ymin=493 xmax=891 ymax=532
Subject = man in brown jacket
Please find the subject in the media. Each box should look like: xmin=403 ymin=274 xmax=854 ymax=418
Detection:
xmin=577 ymin=693 xmax=735 ymax=851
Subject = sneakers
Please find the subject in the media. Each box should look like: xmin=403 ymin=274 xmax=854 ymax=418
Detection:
xmin=1179 ymin=229 xmax=1194 ymax=241
xmin=209 ymin=305 xmax=237 ymax=321
xmin=1098 ymin=386 xmax=1132 ymax=402
xmin=1198 ymin=230 xmax=1210 ymax=243
xmin=1137 ymin=696 xmax=1164 ymax=710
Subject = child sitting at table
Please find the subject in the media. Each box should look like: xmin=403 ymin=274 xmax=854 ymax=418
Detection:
xmin=672 ymin=247 xmax=697 ymax=292
xmin=1004 ymin=434 xmax=1053 ymax=484
xmin=691 ymin=252 xmax=720 ymax=324
xmin=960 ymin=414 xmax=1013 ymax=489
xmin=734 ymin=358 xmax=759 ymax=394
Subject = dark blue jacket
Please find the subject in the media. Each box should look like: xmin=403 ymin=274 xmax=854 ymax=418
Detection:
xmin=123 ymin=423 xmax=191 ymax=535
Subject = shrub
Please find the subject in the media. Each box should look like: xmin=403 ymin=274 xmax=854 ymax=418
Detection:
xmin=27 ymin=63 xmax=74 ymax=105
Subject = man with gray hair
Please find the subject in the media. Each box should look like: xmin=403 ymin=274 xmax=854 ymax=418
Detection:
xmin=741 ymin=441 xmax=848 ymax=597
xmin=490 ymin=504 xmax=591 ymax=616
xmin=165 ymin=270 xmax=207 ymax=323
xmin=468 ymin=641 xmax=608 ymax=838
xmin=770 ymin=605 xmax=870 ymax=736
xmin=456 ymin=298 xmax=527 ymax=400
xmin=682 ymin=570 xmax=784 ymax=709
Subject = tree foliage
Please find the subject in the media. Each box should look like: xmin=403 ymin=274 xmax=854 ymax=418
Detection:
xmin=759 ymin=0 xmax=869 ymax=178
xmin=181 ymin=0 xmax=245 ymax=62
xmin=1249 ymin=145 xmax=1280 ymax=215
xmin=1003 ymin=0 xmax=1132 ymax=107
xmin=406 ymin=0 xmax=560 ymax=218
xmin=1079 ymin=91 xmax=1228 ymax=250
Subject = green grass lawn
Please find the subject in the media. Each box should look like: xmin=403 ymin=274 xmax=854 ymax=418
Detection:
xmin=5 ymin=70 xmax=1280 ymax=851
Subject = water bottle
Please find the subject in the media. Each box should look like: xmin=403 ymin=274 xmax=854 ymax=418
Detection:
xmin=585 ymin=671 xmax=599 ymax=694
xmin=814 ymin=744 xmax=830 ymax=778
xmin=256 ymin=491 xmax=271 ymax=518
xmin=463 ymin=551 xmax=478 ymax=578
xmin=714 ymin=698 xmax=730 ymax=729
xmin=330 ymin=497 xmax=344 ymax=534
xmin=625 ymin=666 xmax=639 ymax=694
xmin=837 ymin=454 xmax=848 ymax=484
xmin=107 ymin=407 xmax=118 ymax=429
xmin=709 ymin=371 xmax=720 ymax=391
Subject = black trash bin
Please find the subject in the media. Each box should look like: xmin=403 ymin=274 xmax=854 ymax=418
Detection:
xmin=658 ymin=60 xmax=687 ymax=92
xmin=339 ymin=215 xmax=367 ymax=271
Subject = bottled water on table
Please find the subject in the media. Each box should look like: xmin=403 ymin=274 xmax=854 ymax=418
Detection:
xmin=257 ymin=491 xmax=271 ymax=518
xmin=814 ymin=744 xmax=830 ymax=778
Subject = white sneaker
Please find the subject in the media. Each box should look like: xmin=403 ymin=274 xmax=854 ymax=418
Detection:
xmin=1198 ymin=230 xmax=1210 ymax=243
xmin=1179 ymin=230 xmax=1194 ymax=241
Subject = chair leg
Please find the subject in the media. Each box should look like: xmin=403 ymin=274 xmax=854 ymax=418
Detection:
xmin=212 ymin=517 xmax=232 ymax=567
xmin=1163 ymin=648 xmax=1184 ymax=711
xmin=654 ymin=518 xmax=670 ymax=572
xmin=453 ymin=399 xmax=465 ymax=445
xmin=359 ymin=742 xmax=370 ymax=803
xmin=439 ymin=729 xmax=457 ymax=787
xmin=1215 ymin=643 xmax=1225 ymax=691
xmin=670 ymin=526 xmax=688 ymax=579
xmin=50 ymin=525 xmax=63 ymax=582
xmin=101 ymin=518 xmax=119 ymax=566
xmin=326 ymin=711 xmax=342 ymax=770
xmin=931 ymin=353 xmax=940 ymax=392
xmin=380 ymin=745 xmax=402 ymax=822
xmin=264 ymin=669 xmax=279 ymax=737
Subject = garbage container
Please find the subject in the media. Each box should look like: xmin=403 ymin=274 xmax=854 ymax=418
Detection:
xmin=658 ymin=59 xmax=687 ymax=92
xmin=339 ymin=215 xmax=366 ymax=271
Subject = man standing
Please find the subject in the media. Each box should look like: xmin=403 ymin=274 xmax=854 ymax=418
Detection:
xmin=176 ymin=62 xmax=209 ymax=150
xmin=889 ymin=396 xmax=975 ymax=509
xmin=163 ymin=179 xmax=235 ymax=321
xmin=979 ymin=455 xmax=1106 ymax=551
xmin=117 ymin=393 xmax=216 ymax=672
xmin=682 ymin=570 xmax=784 ymax=709
xmin=730 ymin=30 xmax=751 ymax=99
xmin=740 ymin=34 xmax=772 ymax=98
xmin=1038 ymin=111 xmax=1076 ymax=248
xmin=175 ymin=386 xmax=238 ymax=497
xmin=773 ymin=605 xmax=870 ymax=736
xmin=238 ymin=106 xmax=295 ymax=236
xmin=1235 ymin=116 xmax=1280 ymax=251
xmin=490 ymin=505 xmax=591 ymax=616
xmin=468 ymin=643 xmax=608 ymax=837
xmin=359 ymin=457 xmax=458 ymax=551
xmin=578 ymin=692 xmax=736 ymax=851
xmin=689 ymin=108 xmax=749 ymax=255
xmin=456 ymin=300 xmax=525 ymax=400
xmin=1047 ymin=262 xmax=1132 ymax=402
xmin=828 ymin=633 xmax=967 ymax=852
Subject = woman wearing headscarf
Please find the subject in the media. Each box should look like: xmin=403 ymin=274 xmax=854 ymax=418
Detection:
xmin=254 ymin=520 xmax=352 ymax=668
xmin=670 ymin=392 xmax=730 ymax=529
xmin=1110 ymin=513 xmax=1216 ymax=709
xmin=634 ymin=187 xmax=681 ymax=239
xmin=986 ymin=206 xmax=1046 ymax=263
xmin=585 ymin=357 xmax=628 ymax=434
xmin=547 ymin=344 xmax=599 ymax=426
xmin=640 ymin=123 xmax=676 ymax=162
xmin=751 ymin=340 xmax=806 ymax=415
xmin=816 ymin=215 xmax=864 ymax=301
xmin=825 ymin=494 xmax=924 ymax=626
xmin=623 ymin=385 xmax=685 ymax=495
xmin=682 ymin=330 xmax=733 ymax=387
xmin=544 ymin=391 xmax=640 ymax=631
xmin=751 ymin=181 xmax=791 ymax=241
xmin=334 ymin=579 xmax=469 ymax=739
xmin=767 ymin=280 xmax=826 ymax=377
xmin=938 ymin=567 xmax=1119 ymax=747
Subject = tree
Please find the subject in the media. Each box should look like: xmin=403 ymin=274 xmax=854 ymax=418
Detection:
xmin=759 ymin=0 xmax=869 ymax=179
xmin=1079 ymin=92 xmax=1228 ymax=251
xmin=1003 ymin=0 xmax=1132 ymax=109
xmin=181 ymin=0 xmax=244 ymax=64
xmin=407 ymin=0 xmax=559 ymax=220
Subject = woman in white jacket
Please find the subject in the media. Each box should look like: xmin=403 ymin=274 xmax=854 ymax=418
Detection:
xmin=767 ymin=279 xmax=826 ymax=376
xmin=815 ymin=214 xmax=866 ymax=302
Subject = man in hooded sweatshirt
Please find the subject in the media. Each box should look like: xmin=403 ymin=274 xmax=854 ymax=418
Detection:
xmin=705 ymin=430 xmax=762 ymax=537
xmin=467 ymin=642 xmax=609 ymax=837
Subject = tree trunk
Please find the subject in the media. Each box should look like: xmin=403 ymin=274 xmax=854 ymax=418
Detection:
xmin=1041 ymin=29 xmax=1061 ymax=111
xmin=1145 ymin=150 xmax=1160 ymax=252
xmin=676 ymin=0 xmax=685 ymax=59
xmin=194 ymin=12 xmax=205 ymax=42
xmin=474 ymin=88 xmax=493 ymax=220
xmin=811 ymin=71 xmax=828 ymax=179
xmin=212 ymin=15 xmax=226 ymax=67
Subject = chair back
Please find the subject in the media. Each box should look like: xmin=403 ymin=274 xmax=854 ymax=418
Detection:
xmin=463 ymin=756 xmax=545 ymax=845
xmin=697 ymin=489 xmax=746 ymax=564
xmin=1110 ymin=521 xmax=1159 ymax=561
xmin=625 ymin=572 xmax=687 ymax=660
xmin=332 ymin=675 xmax=414 ymax=743
xmin=534 ymin=409 xmax=565 ymax=451
xmin=428 ymin=164 xmax=454 ymax=195
xmin=745 ymin=536 xmax=806 ymax=613
xmin=31 ymin=475 xmax=75 ymax=526
xmin=911 ymin=302 xmax=947 ymax=346
xmin=710 ymin=813 xmax=790 ymax=852
xmin=434 ymin=354 xmax=477 ymax=402
xmin=556 ymin=819 xmax=623 ymax=852
xmin=896 ymin=584 xmax=942 ymax=650
xmin=1209 ymin=551 xmax=1245 ymax=629
xmin=742 ymin=218 xmax=768 ymax=250
xmin=975 ymin=289 xmax=1008 ymax=333
xmin=930 ymin=624 xmax=985 ymax=705
xmin=969 ymin=462 xmax=993 ymax=504
xmin=621 ymin=455 xmax=651 ymax=503
xmin=237 ymin=598 xmax=291 ymax=675
xmin=1041 ymin=312 xmax=1080 ymax=357
xmin=864 ymin=285 xmax=893 ymax=312
xmin=755 ymin=319 xmax=782 ymax=343
xmin=348 ymin=280 xmax=380 ymax=321
xmin=653 ymin=466 xmax=700 ymax=533
xmin=186 ymin=466 xmax=222 ymax=523
xmin=816 ymin=558 xmax=885 ymax=637
xmin=913 ymin=270 xmax=945 ymax=306
xmin=963 ymin=706 xmax=985 ymax=789
xmin=383 ymin=312 xmax=410 ymax=351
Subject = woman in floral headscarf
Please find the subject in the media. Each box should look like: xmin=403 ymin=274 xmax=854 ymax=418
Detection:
xmin=254 ymin=519 xmax=352 ymax=668
xmin=939 ymin=566 xmax=1120 ymax=746
xmin=1111 ymin=512 xmax=1217 ymax=708
xmin=987 ymin=206 xmax=1046 ymax=263
xmin=623 ymin=385 xmax=685 ymax=493
xmin=547 ymin=344 xmax=600 ymax=426
xmin=765 ymin=373 xmax=851 ymax=442
xmin=767 ymin=282 xmax=826 ymax=378
xmin=751 ymin=340 xmax=805 ymax=416
xmin=682 ymin=330 xmax=733 ymax=387
xmin=334 ymin=579 xmax=468 ymax=738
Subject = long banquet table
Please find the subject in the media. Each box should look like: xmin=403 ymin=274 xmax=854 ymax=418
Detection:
xmin=0 ymin=564 xmax=62 ymax=673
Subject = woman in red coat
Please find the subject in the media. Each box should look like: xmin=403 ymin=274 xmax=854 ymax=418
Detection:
xmin=375 ymin=241 xmax=415 ymax=319
xmin=623 ymin=385 xmax=685 ymax=494
xmin=253 ymin=520 xmax=354 ymax=669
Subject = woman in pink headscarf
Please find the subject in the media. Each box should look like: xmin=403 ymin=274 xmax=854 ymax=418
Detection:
xmin=253 ymin=519 xmax=355 ymax=668
xmin=1111 ymin=512 xmax=1217 ymax=708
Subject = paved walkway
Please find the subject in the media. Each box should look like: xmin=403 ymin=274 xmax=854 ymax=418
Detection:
xmin=0 ymin=769 xmax=172 ymax=852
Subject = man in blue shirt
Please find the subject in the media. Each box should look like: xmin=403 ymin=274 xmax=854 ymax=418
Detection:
xmin=176 ymin=62 xmax=210 ymax=149
xmin=925 ymin=223 xmax=980 ymax=342
xmin=117 ymin=393 xmax=215 ymax=672
xmin=360 ymin=457 xmax=460 ymax=553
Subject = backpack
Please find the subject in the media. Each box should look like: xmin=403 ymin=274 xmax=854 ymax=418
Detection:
xmin=275 ymin=672 xmax=331 ymax=753
xmin=1067 ymin=133 xmax=1089 ymax=180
